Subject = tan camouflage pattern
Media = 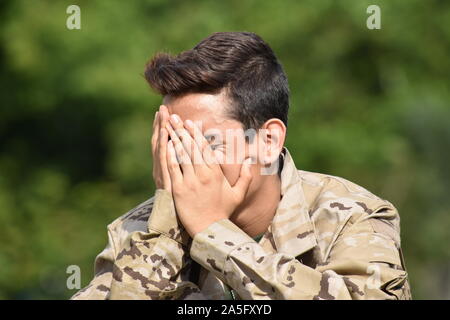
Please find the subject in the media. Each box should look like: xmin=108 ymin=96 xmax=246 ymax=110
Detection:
xmin=71 ymin=148 xmax=412 ymax=300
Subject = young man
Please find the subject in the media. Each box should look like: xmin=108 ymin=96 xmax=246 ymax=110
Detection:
xmin=72 ymin=32 xmax=412 ymax=300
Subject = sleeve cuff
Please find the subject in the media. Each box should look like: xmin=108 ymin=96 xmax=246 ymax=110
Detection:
xmin=189 ymin=218 xmax=255 ymax=277
xmin=147 ymin=189 xmax=190 ymax=247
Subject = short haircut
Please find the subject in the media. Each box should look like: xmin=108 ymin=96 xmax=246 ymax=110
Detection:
xmin=144 ymin=31 xmax=290 ymax=130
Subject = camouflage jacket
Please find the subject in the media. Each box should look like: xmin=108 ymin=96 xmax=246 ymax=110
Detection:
xmin=71 ymin=148 xmax=412 ymax=300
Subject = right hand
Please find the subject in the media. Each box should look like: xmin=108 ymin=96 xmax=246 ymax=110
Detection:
xmin=151 ymin=105 xmax=172 ymax=193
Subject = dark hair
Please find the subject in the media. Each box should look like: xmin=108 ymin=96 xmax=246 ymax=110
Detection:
xmin=144 ymin=31 xmax=289 ymax=130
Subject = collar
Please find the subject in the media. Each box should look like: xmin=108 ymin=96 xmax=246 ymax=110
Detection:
xmin=269 ymin=147 xmax=317 ymax=257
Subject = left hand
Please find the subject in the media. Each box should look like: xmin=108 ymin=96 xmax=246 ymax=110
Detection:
xmin=165 ymin=114 xmax=253 ymax=238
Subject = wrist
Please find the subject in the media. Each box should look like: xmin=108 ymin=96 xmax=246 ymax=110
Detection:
xmin=186 ymin=216 xmax=229 ymax=238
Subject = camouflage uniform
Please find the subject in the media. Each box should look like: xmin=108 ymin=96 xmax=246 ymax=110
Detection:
xmin=71 ymin=148 xmax=412 ymax=300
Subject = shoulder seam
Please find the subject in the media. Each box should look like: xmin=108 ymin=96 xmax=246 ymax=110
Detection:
xmin=105 ymin=196 xmax=156 ymax=256
xmin=107 ymin=196 xmax=155 ymax=229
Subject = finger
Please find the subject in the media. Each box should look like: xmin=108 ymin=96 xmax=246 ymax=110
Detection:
xmin=184 ymin=119 xmax=215 ymax=168
xmin=159 ymin=127 xmax=171 ymax=191
xmin=151 ymin=110 xmax=160 ymax=156
xmin=159 ymin=105 xmax=169 ymax=129
xmin=165 ymin=122 xmax=195 ymax=177
xmin=152 ymin=111 xmax=158 ymax=133
xmin=166 ymin=140 xmax=183 ymax=185
xmin=156 ymin=104 xmax=169 ymax=158
xmin=184 ymin=119 xmax=219 ymax=167
xmin=169 ymin=115 xmax=199 ymax=158
xmin=153 ymin=110 xmax=158 ymax=129
xmin=168 ymin=116 xmax=205 ymax=169
xmin=231 ymin=157 xmax=253 ymax=202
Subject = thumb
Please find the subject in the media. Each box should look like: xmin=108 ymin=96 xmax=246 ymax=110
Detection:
xmin=232 ymin=157 xmax=253 ymax=200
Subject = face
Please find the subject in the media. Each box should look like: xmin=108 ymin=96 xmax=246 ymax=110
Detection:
xmin=162 ymin=90 xmax=268 ymax=198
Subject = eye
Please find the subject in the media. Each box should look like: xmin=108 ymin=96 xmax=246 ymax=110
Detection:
xmin=205 ymin=134 xmax=222 ymax=150
xmin=209 ymin=144 xmax=222 ymax=151
xmin=207 ymin=135 xmax=218 ymax=143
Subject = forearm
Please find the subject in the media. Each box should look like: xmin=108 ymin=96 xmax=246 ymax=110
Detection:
xmin=71 ymin=241 xmax=115 ymax=300
xmin=109 ymin=189 xmax=203 ymax=300
xmin=109 ymin=230 xmax=201 ymax=299
xmin=190 ymin=218 xmax=409 ymax=300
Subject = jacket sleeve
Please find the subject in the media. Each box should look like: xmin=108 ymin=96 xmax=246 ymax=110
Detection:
xmin=189 ymin=208 xmax=411 ymax=300
xmin=72 ymin=189 xmax=204 ymax=300
xmin=70 ymin=231 xmax=116 ymax=300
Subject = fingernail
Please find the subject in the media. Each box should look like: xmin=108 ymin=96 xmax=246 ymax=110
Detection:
xmin=185 ymin=119 xmax=193 ymax=128
xmin=170 ymin=114 xmax=180 ymax=124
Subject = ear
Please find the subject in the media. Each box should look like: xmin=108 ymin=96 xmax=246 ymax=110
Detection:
xmin=259 ymin=118 xmax=286 ymax=166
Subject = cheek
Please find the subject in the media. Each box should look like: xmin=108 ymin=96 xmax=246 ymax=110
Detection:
xmin=219 ymin=162 xmax=262 ymax=192
xmin=219 ymin=163 xmax=242 ymax=186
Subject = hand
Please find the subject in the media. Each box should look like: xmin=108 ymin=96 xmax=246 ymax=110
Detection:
xmin=151 ymin=105 xmax=171 ymax=193
xmin=165 ymin=114 xmax=253 ymax=238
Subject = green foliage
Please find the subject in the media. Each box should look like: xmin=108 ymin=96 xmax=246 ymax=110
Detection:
xmin=0 ymin=0 xmax=448 ymax=299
